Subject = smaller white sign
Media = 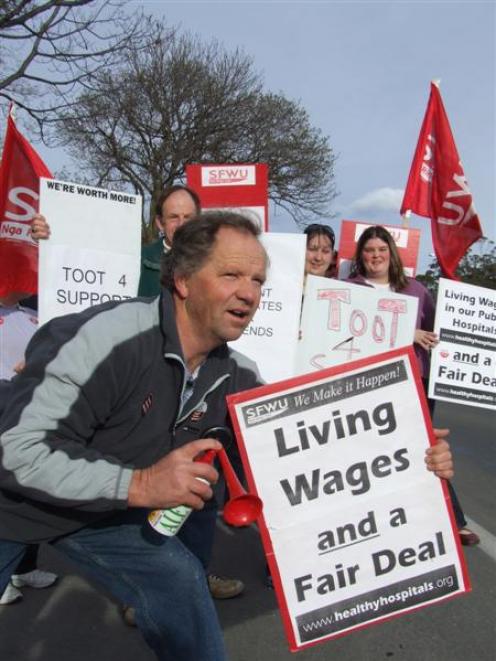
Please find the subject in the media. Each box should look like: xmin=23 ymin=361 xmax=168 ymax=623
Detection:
xmin=429 ymin=278 xmax=496 ymax=410
xmin=201 ymin=165 xmax=256 ymax=187
xmin=38 ymin=179 xmax=142 ymax=325
xmin=229 ymin=233 xmax=305 ymax=384
xmin=296 ymin=276 xmax=418 ymax=374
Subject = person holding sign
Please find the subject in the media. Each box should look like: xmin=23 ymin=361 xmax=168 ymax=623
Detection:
xmin=0 ymin=212 xmax=273 ymax=661
xmin=303 ymin=223 xmax=338 ymax=279
xmin=347 ymin=225 xmax=479 ymax=547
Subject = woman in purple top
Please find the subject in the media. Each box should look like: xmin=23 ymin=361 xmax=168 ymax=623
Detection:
xmin=347 ymin=225 xmax=437 ymax=379
xmin=347 ymin=225 xmax=479 ymax=547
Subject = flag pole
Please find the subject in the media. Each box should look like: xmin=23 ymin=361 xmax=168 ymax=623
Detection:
xmin=401 ymin=209 xmax=410 ymax=229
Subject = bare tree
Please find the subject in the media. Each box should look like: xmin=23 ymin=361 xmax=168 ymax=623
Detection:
xmin=57 ymin=27 xmax=337 ymax=234
xmin=0 ymin=0 xmax=146 ymax=136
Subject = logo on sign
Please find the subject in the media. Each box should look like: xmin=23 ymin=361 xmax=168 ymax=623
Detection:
xmin=243 ymin=397 xmax=289 ymax=425
xmin=202 ymin=166 xmax=256 ymax=187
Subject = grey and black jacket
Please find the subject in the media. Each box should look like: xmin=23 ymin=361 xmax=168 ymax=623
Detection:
xmin=0 ymin=290 xmax=261 ymax=543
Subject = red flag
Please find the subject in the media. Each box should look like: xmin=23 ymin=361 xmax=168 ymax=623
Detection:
xmin=400 ymin=82 xmax=483 ymax=280
xmin=0 ymin=109 xmax=52 ymax=297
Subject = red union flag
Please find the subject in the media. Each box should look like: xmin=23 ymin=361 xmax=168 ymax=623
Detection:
xmin=400 ymin=82 xmax=483 ymax=280
xmin=0 ymin=109 xmax=52 ymax=296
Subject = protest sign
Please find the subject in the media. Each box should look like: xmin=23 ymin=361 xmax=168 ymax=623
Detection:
xmin=38 ymin=178 xmax=142 ymax=325
xmin=296 ymin=276 xmax=418 ymax=375
xmin=228 ymin=348 xmax=469 ymax=651
xmin=187 ymin=163 xmax=268 ymax=230
xmin=337 ymin=221 xmax=421 ymax=279
xmin=429 ymin=278 xmax=496 ymax=410
xmin=229 ymin=233 xmax=305 ymax=384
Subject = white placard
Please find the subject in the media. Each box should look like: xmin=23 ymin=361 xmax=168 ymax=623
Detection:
xmin=228 ymin=349 xmax=469 ymax=651
xmin=229 ymin=233 xmax=305 ymax=384
xmin=296 ymin=276 xmax=418 ymax=374
xmin=38 ymin=179 xmax=142 ymax=325
xmin=429 ymin=278 xmax=496 ymax=409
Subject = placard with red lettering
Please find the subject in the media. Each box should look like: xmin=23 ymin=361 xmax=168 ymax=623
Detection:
xmin=186 ymin=163 xmax=268 ymax=230
xmin=227 ymin=348 xmax=469 ymax=651
xmin=296 ymin=276 xmax=418 ymax=374
xmin=337 ymin=221 xmax=420 ymax=279
xmin=38 ymin=178 xmax=142 ymax=324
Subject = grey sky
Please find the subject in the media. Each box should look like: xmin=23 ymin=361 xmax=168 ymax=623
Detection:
xmin=133 ymin=0 xmax=495 ymax=270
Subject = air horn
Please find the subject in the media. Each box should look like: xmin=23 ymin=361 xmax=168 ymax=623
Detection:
xmin=148 ymin=427 xmax=262 ymax=537
xmin=203 ymin=426 xmax=263 ymax=527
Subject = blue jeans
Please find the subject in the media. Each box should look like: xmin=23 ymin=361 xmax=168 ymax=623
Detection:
xmin=0 ymin=509 xmax=227 ymax=661
xmin=179 ymin=503 xmax=218 ymax=570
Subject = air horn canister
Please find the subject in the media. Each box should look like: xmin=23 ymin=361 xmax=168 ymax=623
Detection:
xmin=148 ymin=427 xmax=262 ymax=536
xmin=148 ymin=449 xmax=216 ymax=537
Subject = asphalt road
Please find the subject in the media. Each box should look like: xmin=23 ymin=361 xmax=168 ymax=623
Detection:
xmin=0 ymin=401 xmax=494 ymax=661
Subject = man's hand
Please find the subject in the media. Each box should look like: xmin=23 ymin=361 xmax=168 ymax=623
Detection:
xmin=31 ymin=213 xmax=50 ymax=241
xmin=425 ymin=429 xmax=453 ymax=479
xmin=128 ymin=438 xmax=222 ymax=509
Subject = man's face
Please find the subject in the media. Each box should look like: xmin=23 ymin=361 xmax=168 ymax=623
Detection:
xmin=177 ymin=227 xmax=267 ymax=348
xmin=156 ymin=190 xmax=198 ymax=245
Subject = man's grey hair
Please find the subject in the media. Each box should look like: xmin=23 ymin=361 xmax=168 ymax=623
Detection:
xmin=160 ymin=210 xmax=265 ymax=291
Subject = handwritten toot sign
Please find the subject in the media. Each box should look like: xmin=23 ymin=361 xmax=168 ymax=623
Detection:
xmin=228 ymin=348 xmax=469 ymax=651
xmin=38 ymin=178 xmax=142 ymax=325
xmin=186 ymin=163 xmax=269 ymax=230
xmin=296 ymin=276 xmax=418 ymax=374
xmin=429 ymin=278 xmax=496 ymax=410
xmin=229 ymin=233 xmax=305 ymax=384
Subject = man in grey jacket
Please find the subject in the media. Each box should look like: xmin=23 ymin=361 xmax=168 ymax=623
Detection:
xmin=0 ymin=212 xmax=269 ymax=661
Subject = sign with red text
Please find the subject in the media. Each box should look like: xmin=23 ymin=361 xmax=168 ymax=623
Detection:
xmin=337 ymin=221 xmax=421 ymax=279
xmin=429 ymin=278 xmax=496 ymax=410
xmin=228 ymin=348 xmax=469 ymax=651
xmin=229 ymin=233 xmax=305 ymax=384
xmin=38 ymin=178 xmax=142 ymax=324
xmin=186 ymin=163 xmax=268 ymax=230
xmin=296 ymin=276 xmax=418 ymax=375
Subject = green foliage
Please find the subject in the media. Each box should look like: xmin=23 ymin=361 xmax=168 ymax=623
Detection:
xmin=417 ymin=239 xmax=496 ymax=298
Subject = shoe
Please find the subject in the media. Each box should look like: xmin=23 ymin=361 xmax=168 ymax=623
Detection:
xmin=459 ymin=527 xmax=480 ymax=546
xmin=11 ymin=569 xmax=58 ymax=589
xmin=207 ymin=573 xmax=244 ymax=599
xmin=121 ymin=605 xmax=137 ymax=627
xmin=0 ymin=582 xmax=23 ymax=605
